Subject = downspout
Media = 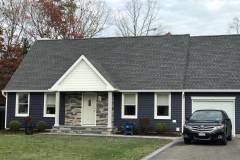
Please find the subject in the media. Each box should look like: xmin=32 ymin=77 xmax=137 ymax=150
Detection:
xmin=181 ymin=91 xmax=185 ymax=133
xmin=1 ymin=91 xmax=6 ymax=97
xmin=1 ymin=91 xmax=7 ymax=129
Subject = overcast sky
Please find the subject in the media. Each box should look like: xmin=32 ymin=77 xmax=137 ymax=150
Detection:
xmin=102 ymin=0 xmax=240 ymax=37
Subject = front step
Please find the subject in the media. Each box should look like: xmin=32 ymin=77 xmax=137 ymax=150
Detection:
xmin=51 ymin=125 xmax=114 ymax=135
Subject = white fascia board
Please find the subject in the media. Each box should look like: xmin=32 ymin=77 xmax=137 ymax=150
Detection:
xmin=48 ymin=88 xmax=117 ymax=92
xmin=4 ymin=89 xmax=240 ymax=93
xmin=50 ymin=55 xmax=116 ymax=91
xmin=184 ymin=89 xmax=240 ymax=92
xmin=117 ymin=89 xmax=240 ymax=93
xmin=2 ymin=90 xmax=51 ymax=93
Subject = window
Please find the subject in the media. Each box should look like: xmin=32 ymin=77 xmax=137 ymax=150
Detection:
xmin=121 ymin=93 xmax=138 ymax=119
xmin=44 ymin=93 xmax=56 ymax=117
xmin=15 ymin=93 xmax=29 ymax=117
xmin=88 ymin=99 xmax=91 ymax=106
xmin=154 ymin=93 xmax=171 ymax=119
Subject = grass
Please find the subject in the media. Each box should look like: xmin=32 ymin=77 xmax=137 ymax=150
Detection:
xmin=0 ymin=133 xmax=170 ymax=160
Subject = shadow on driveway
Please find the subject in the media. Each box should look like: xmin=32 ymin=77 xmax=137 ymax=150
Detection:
xmin=151 ymin=138 xmax=240 ymax=160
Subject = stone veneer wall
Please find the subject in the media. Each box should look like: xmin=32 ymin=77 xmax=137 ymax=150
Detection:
xmin=64 ymin=92 xmax=112 ymax=127
xmin=96 ymin=93 xmax=108 ymax=126
xmin=65 ymin=93 xmax=82 ymax=126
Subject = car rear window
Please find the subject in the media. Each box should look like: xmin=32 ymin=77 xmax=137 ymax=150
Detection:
xmin=190 ymin=110 xmax=223 ymax=121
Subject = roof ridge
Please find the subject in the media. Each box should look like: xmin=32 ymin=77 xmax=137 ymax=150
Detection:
xmin=37 ymin=34 xmax=191 ymax=42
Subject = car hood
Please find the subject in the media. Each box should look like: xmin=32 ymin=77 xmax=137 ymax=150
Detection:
xmin=186 ymin=120 xmax=222 ymax=126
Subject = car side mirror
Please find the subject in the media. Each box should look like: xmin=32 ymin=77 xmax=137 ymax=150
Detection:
xmin=185 ymin=116 xmax=189 ymax=121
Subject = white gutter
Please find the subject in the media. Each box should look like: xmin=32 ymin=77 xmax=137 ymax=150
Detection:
xmin=3 ymin=89 xmax=240 ymax=93
xmin=2 ymin=90 xmax=51 ymax=93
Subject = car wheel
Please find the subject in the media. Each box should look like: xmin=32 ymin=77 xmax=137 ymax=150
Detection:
xmin=184 ymin=138 xmax=191 ymax=144
xmin=227 ymin=133 xmax=232 ymax=141
xmin=221 ymin=134 xmax=228 ymax=145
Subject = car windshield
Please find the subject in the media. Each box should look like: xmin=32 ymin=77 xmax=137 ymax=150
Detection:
xmin=190 ymin=110 xmax=223 ymax=121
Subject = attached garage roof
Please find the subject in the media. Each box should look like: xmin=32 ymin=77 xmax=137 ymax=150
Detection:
xmin=4 ymin=34 xmax=240 ymax=91
xmin=185 ymin=35 xmax=240 ymax=90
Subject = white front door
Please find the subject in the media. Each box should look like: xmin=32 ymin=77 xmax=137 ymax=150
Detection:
xmin=82 ymin=93 xmax=97 ymax=126
xmin=191 ymin=97 xmax=235 ymax=136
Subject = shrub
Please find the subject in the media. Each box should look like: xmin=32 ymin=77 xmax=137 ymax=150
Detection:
xmin=155 ymin=122 xmax=167 ymax=133
xmin=36 ymin=121 xmax=47 ymax=132
xmin=9 ymin=120 xmax=20 ymax=131
xmin=139 ymin=118 xmax=150 ymax=134
xmin=133 ymin=127 xmax=140 ymax=135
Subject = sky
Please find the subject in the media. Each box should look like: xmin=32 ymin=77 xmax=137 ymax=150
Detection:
xmin=102 ymin=0 xmax=240 ymax=36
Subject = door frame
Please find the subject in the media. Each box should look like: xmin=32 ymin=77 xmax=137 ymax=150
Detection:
xmin=191 ymin=97 xmax=236 ymax=136
xmin=81 ymin=92 xmax=97 ymax=126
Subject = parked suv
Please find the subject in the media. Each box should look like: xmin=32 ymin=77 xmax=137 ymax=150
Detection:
xmin=183 ymin=110 xmax=232 ymax=145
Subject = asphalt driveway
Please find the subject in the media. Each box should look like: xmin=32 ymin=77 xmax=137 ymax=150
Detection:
xmin=151 ymin=138 xmax=240 ymax=160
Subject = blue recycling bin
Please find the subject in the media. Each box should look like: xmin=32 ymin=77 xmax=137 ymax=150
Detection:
xmin=123 ymin=122 xmax=134 ymax=135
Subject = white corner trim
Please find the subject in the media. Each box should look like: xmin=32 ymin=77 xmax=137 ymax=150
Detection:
xmin=181 ymin=92 xmax=185 ymax=133
xmin=4 ymin=92 xmax=8 ymax=129
xmin=15 ymin=93 xmax=30 ymax=117
xmin=154 ymin=93 xmax=171 ymax=120
xmin=121 ymin=93 xmax=138 ymax=119
xmin=54 ymin=92 xmax=60 ymax=127
xmin=43 ymin=93 xmax=56 ymax=118
xmin=49 ymin=55 xmax=116 ymax=91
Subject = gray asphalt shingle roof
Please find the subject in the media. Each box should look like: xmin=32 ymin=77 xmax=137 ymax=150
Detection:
xmin=185 ymin=35 xmax=240 ymax=89
xmin=4 ymin=34 xmax=240 ymax=91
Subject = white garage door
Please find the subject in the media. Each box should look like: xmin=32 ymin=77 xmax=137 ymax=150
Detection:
xmin=191 ymin=97 xmax=235 ymax=136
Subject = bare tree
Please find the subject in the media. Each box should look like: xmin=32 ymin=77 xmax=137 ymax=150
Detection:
xmin=228 ymin=17 xmax=240 ymax=34
xmin=114 ymin=0 xmax=163 ymax=36
xmin=0 ymin=0 xmax=28 ymax=47
xmin=74 ymin=0 xmax=109 ymax=38
xmin=24 ymin=0 xmax=64 ymax=41
xmin=25 ymin=0 xmax=109 ymax=40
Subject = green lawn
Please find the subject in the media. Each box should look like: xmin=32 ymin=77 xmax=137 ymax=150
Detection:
xmin=0 ymin=134 xmax=170 ymax=160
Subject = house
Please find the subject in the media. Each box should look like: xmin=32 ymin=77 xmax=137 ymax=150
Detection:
xmin=2 ymin=35 xmax=240 ymax=135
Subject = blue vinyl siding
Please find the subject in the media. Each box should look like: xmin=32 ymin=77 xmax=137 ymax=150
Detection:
xmin=59 ymin=93 xmax=65 ymax=125
xmin=185 ymin=92 xmax=240 ymax=134
xmin=6 ymin=92 xmax=56 ymax=128
xmin=114 ymin=92 xmax=182 ymax=132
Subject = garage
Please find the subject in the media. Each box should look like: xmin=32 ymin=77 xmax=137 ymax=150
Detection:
xmin=191 ymin=97 xmax=235 ymax=136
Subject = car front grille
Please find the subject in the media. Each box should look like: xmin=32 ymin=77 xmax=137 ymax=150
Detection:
xmin=191 ymin=125 xmax=215 ymax=132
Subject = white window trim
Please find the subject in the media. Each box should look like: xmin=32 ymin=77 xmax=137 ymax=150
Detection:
xmin=15 ymin=93 xmax=30 ymax=117
xmin=43 ymin=93 xmax=56 ymax=118
xmin=121 ymin=93 xmax=138 ymax=119
xmin=154 ymin=93 xmax=171 ymax=119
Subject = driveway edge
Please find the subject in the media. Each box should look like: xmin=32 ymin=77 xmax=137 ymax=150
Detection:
xmin=141 ymin=138 xmax=182 ymax=160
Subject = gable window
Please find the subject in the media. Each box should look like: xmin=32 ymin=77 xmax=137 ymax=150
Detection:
xmin=44 ymin=93 xmax=56 ymax=117
xmin=121 ymin=93 xmax=138 ymax=119
xmin=154 ymin=93 xmax=171 ymax=119
xmin=15 ymin=93 xmax=30 ymax=117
